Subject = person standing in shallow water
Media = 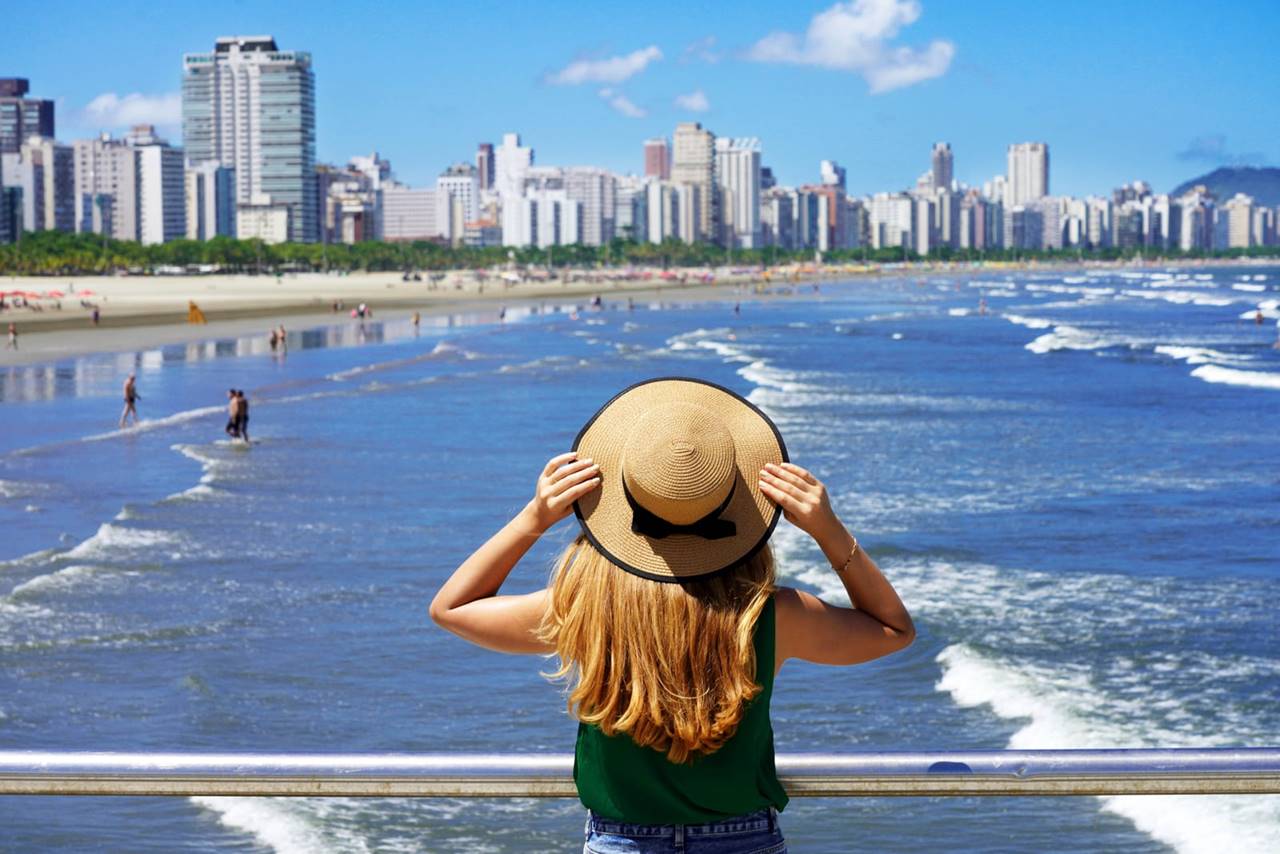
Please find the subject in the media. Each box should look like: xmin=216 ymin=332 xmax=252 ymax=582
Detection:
xmin=432 ymin=378 xmax=915 ymax=852
xmin=234 ymin=390 xmax=250 ymax=443
xmin=119 ymin=374 xmax=139 ymax=427
xmin=6 ymin=322 xmax=16 ymax=350
xmin=224 ymin=389 xmax=240 ymax=439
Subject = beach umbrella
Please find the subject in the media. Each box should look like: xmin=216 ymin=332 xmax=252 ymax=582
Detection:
xmin=79 ymin=289 xmax=97 ymax=296
xmin=45 ymin=290 xmax=65 ymax=298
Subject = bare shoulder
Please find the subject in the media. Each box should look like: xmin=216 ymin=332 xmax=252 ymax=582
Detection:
xmin=773 ymin=585 xmax=828 ymax=669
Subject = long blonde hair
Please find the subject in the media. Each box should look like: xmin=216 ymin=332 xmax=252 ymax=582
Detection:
xmin=537 ymin=535 xmax=776 ymax=764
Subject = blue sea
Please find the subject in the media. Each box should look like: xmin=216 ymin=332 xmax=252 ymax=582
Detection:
xmin=1 ymin=266 xmax=1277 ymax=852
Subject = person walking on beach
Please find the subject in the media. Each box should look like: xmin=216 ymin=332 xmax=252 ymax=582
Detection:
xmin=432 ymin=378 xmax=914 ymax=851
xmin=412 ymin=310 xmax=421 ymax=333
xmin=276 ymin=325 xmax=287 ymax=353
xmin=119 ymin=374 xmax=139 ymax=427
xmin=6 ymin=322 xmax=16 ymax=350
xmin=91 ymin=307 xmax=100 ymax=326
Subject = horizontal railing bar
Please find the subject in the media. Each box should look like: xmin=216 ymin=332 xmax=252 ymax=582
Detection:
xmin=0 ymin=749 xmax=1276 ymax=798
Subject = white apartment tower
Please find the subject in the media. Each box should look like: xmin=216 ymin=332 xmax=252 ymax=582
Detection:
xmin=494 ymin=132 xmax=532 ymax=200
xmin=1007 ymin=142 xmax=1049 ymax=207
xmin=182 ymin=36 xmax=318 ymax=242
xmin=130 ymin=125 xmax=186 ymax=245
xmin=715 ymin=138 xmax=761 ymax=249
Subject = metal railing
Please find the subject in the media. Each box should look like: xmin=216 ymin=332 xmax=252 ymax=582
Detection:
xmin=1 ymin=749 xmax=1277 ymax=798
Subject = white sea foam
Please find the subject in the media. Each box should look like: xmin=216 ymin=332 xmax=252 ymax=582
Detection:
xmin=63 ymin=523 xmax=179 ymax=562
xmin=1153 ymin=346 xmax=1254 ymax=367
xmin=1003 ymin=314 xmax=1053 ymax=330
xmin=936 ymin=644 xmax=1280 ymax=853
xmin=947 ymin=307 xmax=973 ymax=317
xmin=1025 ymin=283 xmax=1116 ymax=296
xmin=1025 ymin=325 xmax=1113 ymax=355
xmin=1120 ymin=289 xmax=1235 ymax=307
xmin=775 ymin=544 xmax=1280 ymax=850
xmin=695 ymin=339 xmax=752 ymax=362
xmin=1232 ymin=283 xmax=1267 ymax=292
xmin=7 ymin=565 xmax=102 ymax=600
xmin=76 ymin=405 xmax=225 ymax=445
xmin=1238 ymin=299 xmax=1280 ymax=320
xmin=1189 ymin=365 xmax=1280 ymax=391
xmin=191 ymin=797 xmax=353 ymax=854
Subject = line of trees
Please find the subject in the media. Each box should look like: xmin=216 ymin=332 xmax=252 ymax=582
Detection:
xmin=1 ymin=230 xmax=1276 ymax=277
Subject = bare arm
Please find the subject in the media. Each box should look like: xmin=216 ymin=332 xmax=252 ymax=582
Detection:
xmin=759 ymin=462 xmax=915 ymax=669
xmin=429 ymin=452 xmax=600 ymax=655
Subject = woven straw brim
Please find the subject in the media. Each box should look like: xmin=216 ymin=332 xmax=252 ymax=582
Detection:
xmin=572 ymin=377 xmax=787 ymax=581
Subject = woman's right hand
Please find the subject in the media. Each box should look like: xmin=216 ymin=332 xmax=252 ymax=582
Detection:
xmin=523 ymin=452 xmax=601 ymax=534
xmin=758 ymin=462 xmax=845 ymax=549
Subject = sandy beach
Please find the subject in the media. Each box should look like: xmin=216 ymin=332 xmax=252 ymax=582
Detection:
xmin=2 ymin=257 xmax=1272 ymax=366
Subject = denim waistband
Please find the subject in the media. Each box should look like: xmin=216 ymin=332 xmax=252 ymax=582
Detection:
xmin=587 ymin=807 xmax=777 ymax=838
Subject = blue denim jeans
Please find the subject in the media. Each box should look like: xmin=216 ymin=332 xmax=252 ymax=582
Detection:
xmin=583 ymin=808 xmax=786 ymax=853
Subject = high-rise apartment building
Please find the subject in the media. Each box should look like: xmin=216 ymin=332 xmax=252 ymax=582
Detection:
xmin=73 ymin=134 xmax=135 ymax=239
xmin=1007 ymin=142 xmax=1049 ymax=207
xmin=14 ymin=136 xmax=74 ymax=233
xmin=185 ymin=162 xmax=236 ymax=240
xmin=129 ymin=125 xmax=187 ymax=245
xmin=716 ymin=138 xmax=761 ymax=249
xmin=494 ymin=132 xmax=532 ymax=199
xmin=476 ymin=143 xmax=495 ymax=191
xmin=69 ymin=127 xmax=185 ymax=244
xmin=565 ymin=167 xmax=617 ymax=246
xmin=644 ymin=138 xmax=670 ymax=180
xmin=0 ymin=78 xmax=55 ymax=155
xmin=820 ymin=160 xmax=846 ymax=191
xmin=382 ymin=184 xmax=440 ymax=241
xmin=182 ymin=36 xmax=317 ymax=242
xmin=672 ymin=122 xmax=715 ymax=241
xmin=438 ymin=163 xmax=479 ymax=246
xmin=1221 ymin=193 xmax=1256 ymax=249
xmin=931 ymin=143 xmax=953 ymax=191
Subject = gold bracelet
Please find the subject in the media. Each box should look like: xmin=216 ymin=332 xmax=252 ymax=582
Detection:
xmin=834 ymin=538 xmax=860 ymax=574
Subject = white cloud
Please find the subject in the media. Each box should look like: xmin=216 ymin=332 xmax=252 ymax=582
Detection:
xmin=746 ymin=0 xmax=955 ymax=94
xmin=674 ymin=89 xmax=710 ymax=113
xmin=550 ymin=46 xmax=663 ymax=85
xmin=598 ymin=88 xmax=647 ymax=118
xmin=82 ymin=92 xmax=182 ymax=129
xmin=680 ymin=36 xmax=721 ymax=64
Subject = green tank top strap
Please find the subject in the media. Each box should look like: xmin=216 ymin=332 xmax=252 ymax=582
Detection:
xmin=573 ymin=593 xmax=789 ymax=824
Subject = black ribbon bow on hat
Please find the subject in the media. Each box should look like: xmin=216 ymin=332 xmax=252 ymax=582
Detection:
xmin=624 ymin=480 xmax=738 ymax=540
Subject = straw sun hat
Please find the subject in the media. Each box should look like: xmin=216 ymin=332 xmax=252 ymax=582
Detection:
xmin=572 ymin=377 xmax=788 ymax=581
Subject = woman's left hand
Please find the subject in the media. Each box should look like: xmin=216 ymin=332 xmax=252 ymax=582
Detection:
xmin=523 ymin=452 xmax=601 ymax=533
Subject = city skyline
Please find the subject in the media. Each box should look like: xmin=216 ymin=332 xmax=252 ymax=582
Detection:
xmin=11 ymin=0 xmax=1278 ymax=197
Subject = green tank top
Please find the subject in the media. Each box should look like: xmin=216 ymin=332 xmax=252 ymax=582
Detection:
xmin=573 ymin=595 xmax=789 ymax=824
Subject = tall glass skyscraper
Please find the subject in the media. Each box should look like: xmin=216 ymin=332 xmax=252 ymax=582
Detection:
xmin=182 ymin=36 xmax=317 ymax=243
xmin=0 ymin=78 xmax=54 ymax=156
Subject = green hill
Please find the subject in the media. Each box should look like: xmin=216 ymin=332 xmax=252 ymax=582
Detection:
xmin=1170 ymin=167 xmax=1280 ymax=207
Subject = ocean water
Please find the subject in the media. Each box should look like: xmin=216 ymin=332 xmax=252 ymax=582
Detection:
xmin=1 ymin=267 xmax=1277 ymax=853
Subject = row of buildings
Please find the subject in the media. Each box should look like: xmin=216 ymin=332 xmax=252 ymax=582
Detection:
xmin=2 ymin=34 xmax=1278 ymax=255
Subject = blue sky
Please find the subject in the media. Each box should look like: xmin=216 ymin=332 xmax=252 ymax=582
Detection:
xmin=14 ymin=0 xmax=1279 ymax=197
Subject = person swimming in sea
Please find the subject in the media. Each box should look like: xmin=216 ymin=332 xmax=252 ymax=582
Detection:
xmin=432 ymin=378 xmax=914 ymax=851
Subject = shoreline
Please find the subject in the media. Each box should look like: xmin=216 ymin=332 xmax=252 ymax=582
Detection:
xmin=2 ymin=256 xmax=1272 ymax=367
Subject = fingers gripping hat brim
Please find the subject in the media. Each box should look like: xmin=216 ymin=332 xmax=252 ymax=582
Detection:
xmin=572 ymin=377 xmax=788 ymax=581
